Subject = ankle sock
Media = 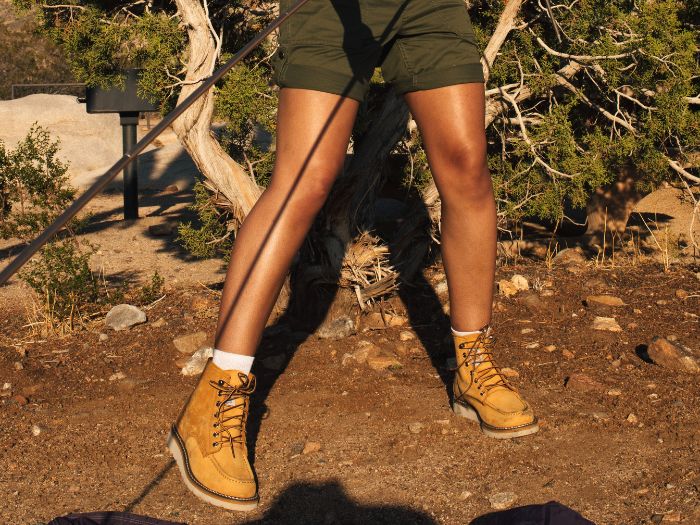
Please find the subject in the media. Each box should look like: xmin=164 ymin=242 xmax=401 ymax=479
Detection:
xmin=451 ymin=327 xmax=482 ymax=337
xmin=212 ymin=349 xmax=255 ymax=374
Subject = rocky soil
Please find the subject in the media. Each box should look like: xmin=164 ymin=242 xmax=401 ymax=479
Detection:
xmin=1 ymin=243 xmax=699 ymax=524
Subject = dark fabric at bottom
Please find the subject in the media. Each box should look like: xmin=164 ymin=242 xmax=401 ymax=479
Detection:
xmin=48 ymin=512 xmax=186 ymax=525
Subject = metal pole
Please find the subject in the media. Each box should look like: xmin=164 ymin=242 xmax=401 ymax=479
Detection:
xmin=120 ymin=112 xmax=140 ymax=219
xmin=0 ymin=0 xmax=312 ymax=286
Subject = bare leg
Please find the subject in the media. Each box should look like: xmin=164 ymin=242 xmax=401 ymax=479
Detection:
xmin=214 ymin=89 xmax=359 ymax=355
xmin=404 ymin=83 xmax=495 ymax=331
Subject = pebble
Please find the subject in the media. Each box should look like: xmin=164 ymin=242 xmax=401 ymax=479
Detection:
xmin=675 ymin=289 xmax=688 ymax=300
xmin=501 ymin=367 xmax=520 ymax=378
xmin=511 ymin=274 xmax=529 ymax=291
xmin=552 ymin=247 xmax=586 ymax=265
xmin=520 ymin=292 xmax=546 ymax=312
xmin=562 ymin=349 xmax=575 ymax=359
xmin=2 ymin=383 xmax=10 ymax=391
xmin=591 ymin=412 xmax=611 ymax=422
xmin=525 ymin=342 xmax=540 ymax=349
xmin=151 ymin=317 xmax=167 ymax=328
xmin=363 ymin=312 xmax=407 ymax=329
xmin=566 ymin=373 xmax=606 ymax=393
xmin=607 ymin=389 xmax=622 ymax=396
xmin=540 ymin=289 xmax=555 ymax=297
xmin=399 ymin=331 xmax=415 ymax=342
xmin=13 ymin=361 xmax=23 ymax=371
xmin=585 ymin=295 xmax=625 ymax=307
xmin=31 ymin=424 xmax=43 ymax=436
xmin=98 ymin=333 xmax=109 ymax=342
xmin=542 ymin=344 xmax=557 ymax=353
xmin=316 ymin=315 xmax=355 ymax=339
xmin=458 ymin=490 xmax=473 ymax=501
xmin=189 ymin=294 xmax=212 ymax=312
xmin=109 ymin=372 xmax=126 ymax=381
xmin=434 ymin=280 xmax=448 ymax=295
xmin=302 ymin=441 xmax=321 ymax=455
xmin=105 ymin=304 xmax=147 ymax=331
xmin=408 ymin=422 xmax=424 ymax=434
xmin=626 ymin=413 xmax=638 ymax=424
xmin=647 ymin=336 xmax=699 ymax=374
xmin=661 ymin=511 xmax=682 ymax=522
xmin=350 ymin=341 xmax=381 ymax=365
xmin=173 ymin=331 xmax=210 ymax=355
xmin=181 ymin=347 xmax=214 ymax=376
xmin=521 ymin=328 xmax=535 ymax=334
xmin=592 ymin=316 xmax=622 ymax=332
xmin=498 ymin=279 xmax=519 ymax=297
xmin=488 ymin=491 xmax=518 ymax=510
xmin=367 ymin=355 xmax=402 ymax=371
xmin=11 ymin=395 xmax=28 ymax=406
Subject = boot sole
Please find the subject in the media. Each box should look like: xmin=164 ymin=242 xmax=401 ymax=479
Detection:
xmin=453 ymin=401 xmax=540 ymax=439
xmin=167 ymin=426 xmax=259 ymax=511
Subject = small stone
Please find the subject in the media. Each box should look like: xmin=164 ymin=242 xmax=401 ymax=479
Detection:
xmin=667 ymin=335 xmax=677 ymax=341
xmin=2 ymin=383 xmax=11 ymax=391
xmin=552 ymin=247 xmax=586 ymax=266
xmin=498 ymin=279 xmax=519 ymax=297
xmin=520 ymin=328 xmax=535 ymax=334
xmin=607 ymin=388 xmax=622 ymax=396
xmin=13 ymin=361 xmax=23 ymax=371
xmin=592 ymin=316 xmax=622 ymax=332
xmin=585 ymin=295 xmax=625 ymax=307
xmin=364 ymin=312 xmax=407 ymax=329
xmin=543 ymin=344 xmax=557 ymax=353
xmin=181 ymin=347 xmax=214 ymax=376
xmin=626 ymin=413 xmax=638 ymax=424
xmin=173 ymin=331 xmax=210 ymax=355
xmin=634 ymin=308 xmax=643 ymax=314
xmin=105 ymin=304 xmax=147 ymax=331
xmin=525 ymin=342 xmax=540 ymax=349
xmin=458 ymin=491 xmax=473 ymax=501
xmin=190 ymin=295 xmax=212 ymax=312
xmin=566 ymin=373 xmax=605 ymax=393
xmin=434 ymin=281 xmax=448 ymax=295
xmin=148 ymin=223 xmax=175 ymax=236
xmin=317 ymin=315 xmax=355 ymax=339
xmin=627 ymin=322 xmax=638 ymax=329
xmin=520 ymin=292 xmax=546 ymax=312
xmin=488 ymin=491 xmax=518 ymax=510
xmin=302 ymin=441 xmax=321 ymax=455
xmin=647 ymin=336 xmax=699 ymax=374
xmin=591 ymin=411 xmax=610 ymax=422
xmin=31 ymin=424 xmax=43 ymax=436
xmin=367 ymin=355 xmax=402 ymax=371
xmin=501 ymin=367 xmax=519 ymax=378
xmin=510 ymin=274 xmax=529 ymax=291
xmin=352 ymin=341 xmax=382 ymax=365
xmin=99 ymin=333 xmax=109 ymax=342
xmin=661 ymin=511 xmax=682 ymax=522
xmin=10 ymin=395 xmax=28 ymax=406
xmin=562 ymin=349 xmax=575 ymax=359
xmin=109 ymin=372 xmax=126 ymax=381
xmin=540 ymin=289 xmax=555 ymax=297
xmin=150 ymin=317 xmax=167 ymax=328
xmin=262 ymin=354 xmax=286 ymax=371
xmin=408 ymin=422 xmax=424 ymax=434
xmin=675 ymin=289 xmax=688 ymax=300
xmin=399 ymin=331 xmax=415 ymax=342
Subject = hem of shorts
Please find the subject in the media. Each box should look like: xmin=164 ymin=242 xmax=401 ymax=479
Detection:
xmin=276 ymin=64 xmax=367 ymax=102
xmin=393 ymin=64 xmax=485 ymax=95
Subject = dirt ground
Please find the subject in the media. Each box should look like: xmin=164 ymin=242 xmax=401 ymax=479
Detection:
xmin=1 ymin=192 xmax=699 ymax=525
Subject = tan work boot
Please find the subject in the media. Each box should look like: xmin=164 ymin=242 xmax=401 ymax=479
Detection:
xmin=168 ymin=359 xmax=258 ymax=510
xmin=452 ymin=325 xmax=539 ymax=439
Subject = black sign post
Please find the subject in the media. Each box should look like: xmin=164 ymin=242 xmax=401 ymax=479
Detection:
xmin=85 ymin=69 xmax=157 ymax=219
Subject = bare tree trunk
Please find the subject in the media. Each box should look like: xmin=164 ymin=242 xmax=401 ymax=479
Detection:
xmin=172 ymin=0 xmax=261 ymax=223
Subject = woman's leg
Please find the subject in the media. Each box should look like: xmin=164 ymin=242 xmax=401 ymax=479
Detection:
xmin=404 ymin=83 xmax=494 ymax=331
xmin=405 ymin=83 xmax=538 ymax=438
xmin=215 ymin=88 xmax=359 ymax=355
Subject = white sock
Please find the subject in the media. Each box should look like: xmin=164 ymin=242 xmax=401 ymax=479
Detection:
xmin=212 ymin=349 xmax=255 ymax=374
xmin=451 ymin=327 xmax=482 ymax=336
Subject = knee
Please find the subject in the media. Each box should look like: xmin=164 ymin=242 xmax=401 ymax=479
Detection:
xmin=436 ymin=142 xmax=491 ymax=201
xmin=269 ymin=160 xmax=339 ymax=214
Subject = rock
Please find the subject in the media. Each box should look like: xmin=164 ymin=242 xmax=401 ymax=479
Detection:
xmin=660 ymin=511 xmax=682 ymax=522
xmin=148 ymin=223 xmax=175 ymax=236
xmin=13 ymin=361 xmax=23 ymax=371
xmin=105 ymin=304 xmax=147 ymax=331
xmin=552 ymin=247 xmax=586 ymax=266
xmin=525 ymin=342 xmax=540 ymax=349
xmin=190 ymin=294 xmax=212 ymax=312
xmin=10 ymin=395 xmax=28 ymax=406
xmin=542 ymin=344 xmax=557 ymax=353
xmin=262 ymin=354 xmax=286 ymax=371
xmin=591 ymin=412 xmax=611 ymax=422
xmin=173 ymin=331 xmax=210 ymax=355
xmin=607 ymin=388 xmax=622 ymax=396
xmin=348 ymin=341 xmax=381 ymax=365
xmin=488 ymin=491 xmax=518 ymax=510
xmin=98 ymin=333 xmax=109 ymax=342
xmin=647 ymin=337 xmax=699 ymax=374
xmin=501 ymin=367 xmax=520 ymax=378
xmin=181 ymin=347 xmax=214 ymax=376
xmin=540 ymin=289 xmax=555 ymax=297
xmin=520 ymin=292 xmax=546 ymax=312
xmin=31 ymin=424 xmax=43 ymax=436
xmin=367 ymin=355 xmax=402 ymax=371
xmin=151 ymin=317 xmax=167 ymax=328
xmin=2 ymin=383 xmax=10 ymax=391
xmin=675 ymin=289 xmax=688 ymax=300
xmin=585 ymin=295 xmax=625 ymax=307
xmin=399 ymin=331 xmax=415 ymax=342
xmin=562 ymin=349 xmax=575 ymax=359
xmin=434 ymin=280 xmax=448 ymax=296
xmin=521 ymin=328 xmax=535 ymax=334
xmin=364 ymin=312 xmax=407 ymax=329
xmin=592 ymin=316 xmax=622 ymax=332
xmin=626 ymin=413 xmax=638 ymax=424
xmin=161 ymin=184 xmax=180 ymax=194
xmin=458 ymin=490 xmax=473 ymax=501
xmin=510 ymin=274 xmax=529 ymax=291
xmin=301 ymin=441 xmax=321 ymax=455
xmin=317 ymin=315 xmax=355 ymax=339
xmin=408 ymin=422 xmax=424 ymax=434
xmin=108 ymin=372 xmax=126 ymax=381
xmin=632 ymin=187 xmax=700 ymax=248
xmin=498 ymin=279 xmax=519 ymax=297
xmin=566 ymin=373 xmax=605 ymax=393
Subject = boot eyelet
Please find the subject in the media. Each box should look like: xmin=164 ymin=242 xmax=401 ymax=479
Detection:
xmin=213 ymin=432 xmax=218 ymax=437
xmin=216 ymin=401 xmax=221 ymax=406
xmin=213 ymin=442 xmax=219 ymax=447
xmin=214 ymin=412 xmax=219 ymax=417
xmin=213 ymin=423 xmax=218 ymax=428
xmin=218 ymin=380 xmax=224 ymax=385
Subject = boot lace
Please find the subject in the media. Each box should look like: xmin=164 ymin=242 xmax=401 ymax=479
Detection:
xmin=209 ymin=372 xmax=255 ymax=454
xmin=457 ymin=328 xmax=513 ymax=396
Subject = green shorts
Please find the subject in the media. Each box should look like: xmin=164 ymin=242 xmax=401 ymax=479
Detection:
xmin=272 ymin=0 xmax=485 ymax=101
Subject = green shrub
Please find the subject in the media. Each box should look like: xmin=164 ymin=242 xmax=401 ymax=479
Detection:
xmin=177 ymin=182 xmax=234 ymax=259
